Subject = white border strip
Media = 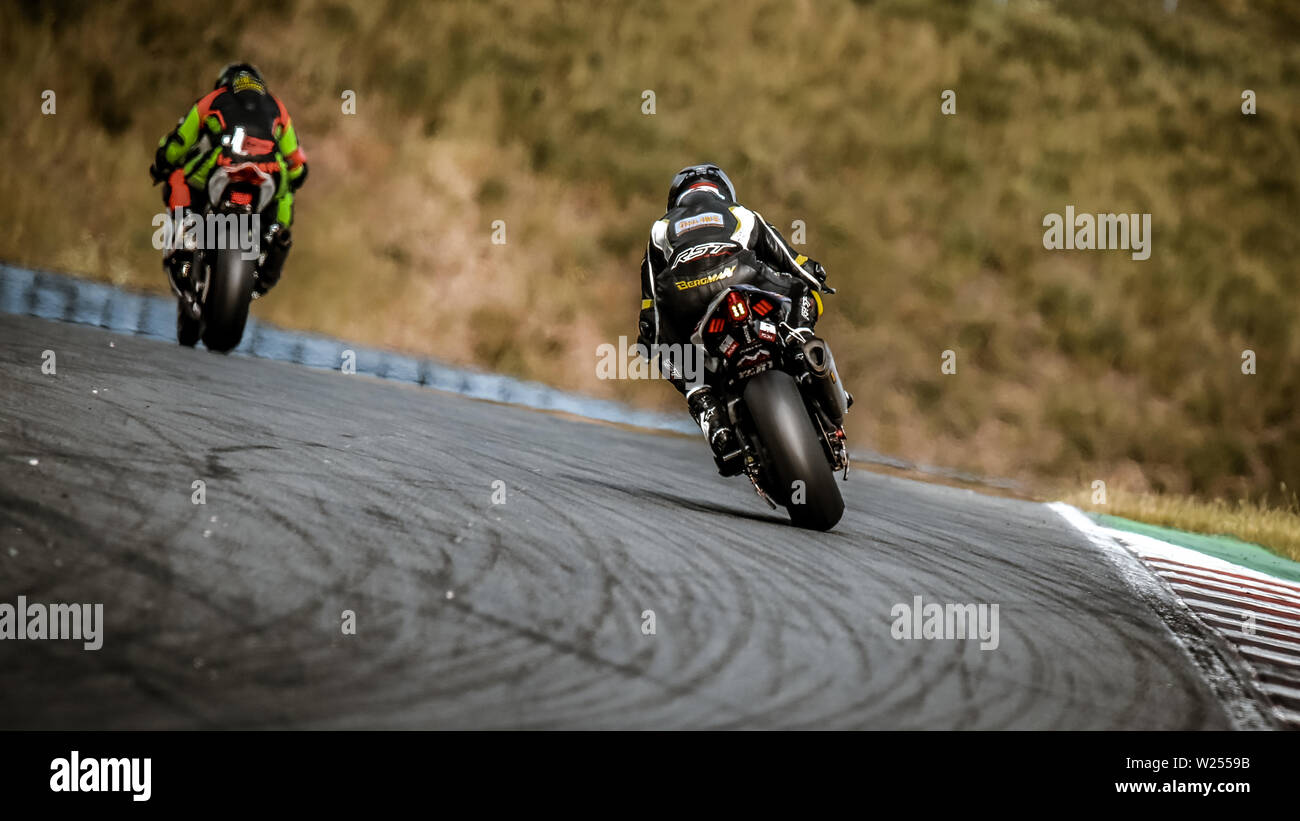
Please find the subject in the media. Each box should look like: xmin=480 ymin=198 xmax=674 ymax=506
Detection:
xmin=1104 ymin=528 xmax=1300 ymax=590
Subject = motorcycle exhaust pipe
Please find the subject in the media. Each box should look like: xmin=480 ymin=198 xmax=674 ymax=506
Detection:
xmin=800 ymin=336 xmax=849 ymax=427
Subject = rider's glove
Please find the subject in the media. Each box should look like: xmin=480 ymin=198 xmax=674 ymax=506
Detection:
xmin=803 ymin=259 xmax=828 ymax=285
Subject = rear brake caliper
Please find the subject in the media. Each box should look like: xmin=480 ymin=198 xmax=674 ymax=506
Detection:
xmin=834 ymin=428 xmax=850 ymax=478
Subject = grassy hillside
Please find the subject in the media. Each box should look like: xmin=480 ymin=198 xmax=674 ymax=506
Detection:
xmin=2 ymin=0 xmax=1298 ymax=509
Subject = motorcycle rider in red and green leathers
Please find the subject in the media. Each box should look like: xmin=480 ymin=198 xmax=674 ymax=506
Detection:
xmin=150 ymin=63 xmax=307 ymax=317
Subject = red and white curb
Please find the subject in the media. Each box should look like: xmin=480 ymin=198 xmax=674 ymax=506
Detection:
xmin=1104 ymin=528 xmax=1300 ymax=727
xmin=1051 ymin=503 xmax=1300 ymax=729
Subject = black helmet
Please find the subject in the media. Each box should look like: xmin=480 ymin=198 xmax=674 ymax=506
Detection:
xmin=214 ymin=62 xmax=265 ymax=90
xmin=667 ymin=163 xmax=736 ymax=211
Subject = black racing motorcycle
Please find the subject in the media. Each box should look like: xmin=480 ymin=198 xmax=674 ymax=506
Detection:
xmin=178 ymin=154 xmax=276 ymax=352
xmin=157 ymin=136 xmax=278 ymax=353
xmin=689 ymin=269 xmax=851 ymax=530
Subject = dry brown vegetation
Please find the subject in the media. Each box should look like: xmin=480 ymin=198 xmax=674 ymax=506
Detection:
xmin=2 ymin=0 xmax=1298 ymax=542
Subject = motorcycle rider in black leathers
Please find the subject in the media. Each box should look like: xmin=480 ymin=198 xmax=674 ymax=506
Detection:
xmin=637 ymin=163 xmax=843 ymax=471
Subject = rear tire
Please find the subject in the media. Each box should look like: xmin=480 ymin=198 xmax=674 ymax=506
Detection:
xmin=201 ymin=249 xmax=255 ymax=353
xmin=743 ymin=369 xmax=845 ymax=530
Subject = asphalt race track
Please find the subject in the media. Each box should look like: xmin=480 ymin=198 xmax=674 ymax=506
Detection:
xmin=0 ymin=312 xmax=1273 ymax=729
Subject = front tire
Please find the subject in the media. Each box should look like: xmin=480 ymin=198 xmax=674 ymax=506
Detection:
xmin=201 ymin=249 xmax=255 ymax=353
xmin=743 ymin=369 xmax=845 ymax=530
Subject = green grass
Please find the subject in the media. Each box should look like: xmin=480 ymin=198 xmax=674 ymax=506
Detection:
xmin=1066 ymin=487 xmax=1300 ymax=563
xmin=2 ymin=0 xmax=1298 ymax=507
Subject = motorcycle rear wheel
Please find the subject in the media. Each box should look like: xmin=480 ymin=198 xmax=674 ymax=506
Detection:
xmin=200 ymin=249 xmax=255 ymax=353
xmin=743 ymin=369 xmax=845 ymax=531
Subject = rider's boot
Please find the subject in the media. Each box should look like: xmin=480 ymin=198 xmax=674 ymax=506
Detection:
xmin=254 ymin=223 xmax=291 ymax=299
xmin=165 ymin=250 xmax=201 ymax=321
xmin=687 ymin=385 xmax=742 ymax=475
